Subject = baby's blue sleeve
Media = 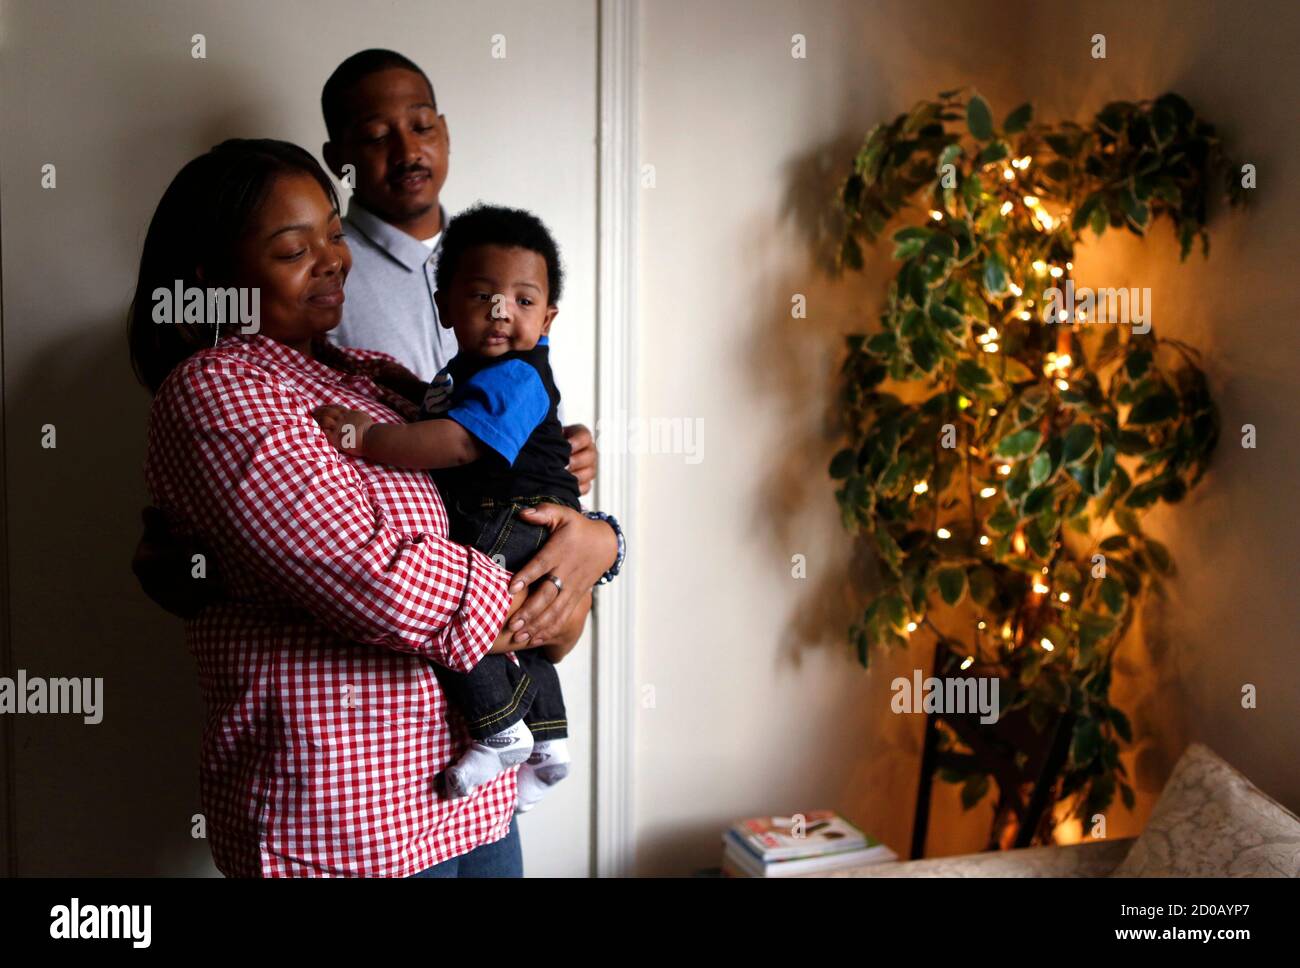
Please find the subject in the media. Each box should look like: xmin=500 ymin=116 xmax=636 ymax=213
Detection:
xmin=446 ymin=359 xmax=550 ymax=465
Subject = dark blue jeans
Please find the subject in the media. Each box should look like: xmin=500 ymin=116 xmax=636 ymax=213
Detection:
xmin=410 ymin=815 xmax=522 ymax=877
xmin=435 ymin=494 xmax=575 ymax=743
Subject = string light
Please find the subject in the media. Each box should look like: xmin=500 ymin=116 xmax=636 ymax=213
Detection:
xmin=1040 ymin=637 xmax=1055 ymax=652
xmin=1049 ymin=265 xmax=1064 ymax=278
xmin=1008 ymin=283 xmax=1023 ymax=296
xmin=1023 ymin=195 xmax=1039 ymax=207
xmin=1056 ymin=378 xmax=1070 ymax=391
xmin=1066 ymin=261 xmax=1073 ymax=270
xmin=906 ymin=621 xmax=918 ymax=633
xmin=1033 ymin=581 xmax=1050 ymax=594
xmin=1058 ymin=592 xmax=1071 ymax=603
xmin=983 ymin=342 xmax=999 ymax=353
xmin=960 ymin=656 xmax=975 ymax=670
xmin=1032 ymin=260 xmax=1047 ymax=273
xmin=979 ymin=486 xmax=997 ymax=498
xmin=997 ymin=464 xmax=1011 ymax=476
xmin=1018 ymin=310 xmax=1032 ymax=320
xmin=977 ymin=620 xmax=987 ymax=630
xmin=979 ymin=535 xmax=991 ymax=546
xmin=936 ymin=528 xmax=952 ymax=540
xmin=1001 ymin=622 xmax=1013 ymax=640
xmin=930 ymin=210 xmax=944 ymax=221
xmin=1000 ymin=201 xmax=1013 ymax=216
xmin=913 ymin=480 xmax=929 ymax=495
xmin=1002 ymin=167 xmax=1015 ymax=181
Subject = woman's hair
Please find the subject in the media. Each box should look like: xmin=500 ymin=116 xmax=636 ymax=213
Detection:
xmin=127 ymin=138 xmax=339 ymax=394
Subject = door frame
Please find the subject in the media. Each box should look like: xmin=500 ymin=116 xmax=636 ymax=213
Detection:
xmin=592 ymin=0 xmax=638 ymax=878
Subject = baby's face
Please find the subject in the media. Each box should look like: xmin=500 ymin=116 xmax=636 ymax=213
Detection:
xmin=440 ymin=244 xmax=557 ymax=357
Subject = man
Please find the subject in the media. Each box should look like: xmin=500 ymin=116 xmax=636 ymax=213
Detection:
xmin=318 ymin=49 xmax=597 ymax=491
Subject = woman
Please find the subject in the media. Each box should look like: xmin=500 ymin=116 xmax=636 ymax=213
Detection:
xmin=128 ymin=139 xmax=619 ymax=877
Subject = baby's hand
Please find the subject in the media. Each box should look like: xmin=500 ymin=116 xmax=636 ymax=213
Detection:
xmin=313 ymin=405 xmax=374 ymax=456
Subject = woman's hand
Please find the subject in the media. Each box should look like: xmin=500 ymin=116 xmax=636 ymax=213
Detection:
xmin=313 ymin=405 xmax=373 ymax=456
xmin=503 ymin=504 xmax=616 ymax=647
xmin=543 ymin=591 xmax=593 ymax=663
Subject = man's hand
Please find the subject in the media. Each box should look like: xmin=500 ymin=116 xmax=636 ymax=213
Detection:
xmin=314 ymin=405 xmax=374 ymax=457
xmin=563 ymin=424 xmax=598 ymax=495
xmin=371 ymin=360 xmax=428 ymax=406
xmin=131 ymin=506 xmax=222 ymax=619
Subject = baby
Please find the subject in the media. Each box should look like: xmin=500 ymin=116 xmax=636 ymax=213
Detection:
xmin=315 ymin=204 xmax=591 ymax=811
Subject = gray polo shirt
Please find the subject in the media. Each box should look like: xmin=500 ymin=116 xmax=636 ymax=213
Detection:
xmin=329 ymin=200 xmax=458 ymax=382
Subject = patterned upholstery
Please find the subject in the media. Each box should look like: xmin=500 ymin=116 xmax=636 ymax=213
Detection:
xmin=1112 ymin=743 xmax=1300 ymax=877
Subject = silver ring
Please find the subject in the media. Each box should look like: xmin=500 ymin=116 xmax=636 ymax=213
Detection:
xmin=544 ymin=574 xmax=563 ymax=592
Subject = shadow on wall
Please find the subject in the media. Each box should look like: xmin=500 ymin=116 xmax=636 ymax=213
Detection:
xmin=5 ymin=40 xmax=283 ymax=872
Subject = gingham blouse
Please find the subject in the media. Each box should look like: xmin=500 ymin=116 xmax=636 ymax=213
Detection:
xmin=144 ymin=333 xmax=517 ymax=877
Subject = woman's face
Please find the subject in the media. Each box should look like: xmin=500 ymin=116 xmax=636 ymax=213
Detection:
xmin=227 ymin=171 xmax=352 ymax=351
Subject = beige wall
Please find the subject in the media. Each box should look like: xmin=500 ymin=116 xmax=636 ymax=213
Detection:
xmin=634 ymin=0 xmax=1299 ymax=874
xmin=0 ymin=0 xmax=598 ymax=876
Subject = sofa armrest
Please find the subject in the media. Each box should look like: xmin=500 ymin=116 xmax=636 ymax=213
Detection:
xmin=821 ymin=838 xmax=1136 ymax=878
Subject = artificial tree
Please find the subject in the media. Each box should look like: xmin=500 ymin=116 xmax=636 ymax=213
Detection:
xmin=831 ymin=90 xmax=1246 ymax=844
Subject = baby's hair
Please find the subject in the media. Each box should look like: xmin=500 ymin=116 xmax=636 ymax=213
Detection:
xmin=436 ymin=204 xmax=564 ymax=305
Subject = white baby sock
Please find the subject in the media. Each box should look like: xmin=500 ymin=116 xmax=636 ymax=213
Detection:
xmin=445 ymin=719 xmax=534 ymax=799
xmin=515 ymin=738 xmax=572 ymax=813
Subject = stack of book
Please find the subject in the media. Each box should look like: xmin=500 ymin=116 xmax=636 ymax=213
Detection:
xmin=721 ymin=810 xmax=897 ymax=877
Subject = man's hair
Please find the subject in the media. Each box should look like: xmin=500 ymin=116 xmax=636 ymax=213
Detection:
xmin=321 ymin=49 xmax=436 ymax=142
xmin=436 ymin=204 xmax=565 ymax=305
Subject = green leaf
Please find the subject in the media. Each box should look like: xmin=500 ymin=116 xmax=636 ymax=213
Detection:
xmin=1145 ymin=538 xmax=1173 ymax=574
xmin=829 ymin=449 xmax=856 ymax=479
xmin=996 ymin=429 xmax=1042 ymax=459
xmin=1029 ymin=450 xmax=1053 ymax=487
xmin=1023 ymin=486 xmax=1053 ymax=517
xmin=966 ymin=95 xmax=994 ymax=141
xmin=1062 ymin=424 xmax=1096 ymax=464
xmin=1003 ymin=102 xmax=1033 ymax=134
xmin=1125 ymin=348 xmax=1153 ymax=380
xmin=982 ymin=252 xmax=1008 ymax=297
xmin=968 ymin=567 xmax=996 ymax=605
xmin=910 ymin=333 xmax=940 ymax=372
xmin=928 ymin=301 xmax=965 ymax=333
xmin=1110 ymin=707 xmax=1134 ymax=744
xmin=1100 ymin=576 xmax=1127 ymax=615
xmin=875 ymin=527 xmax=904 ymax=576
xmin=1094 ymin=444 xmax=1117 ymax=491
xmin=956 ymin=359 xmax=995 ymax=395
xmin=1128 ymin=392 xmax=1179 ymax=425
xmin=935 ymin=566 xmax=967 ymax=606
xmin=975 ymin=140 xmax=1009 ymax=167
xmin=1114 ymin=508 xmax=1141 ymax=535
xmin=1079 ymin=612 xmax=1118 ymax=653
xmin=986 ymin=503 xmax=1018 ymax=533
xmin=960 ymin=773 xmax=991 ymax=809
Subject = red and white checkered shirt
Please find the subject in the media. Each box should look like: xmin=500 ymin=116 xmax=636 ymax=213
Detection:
xmin=144 ymin=333 xmax=517 ymax=877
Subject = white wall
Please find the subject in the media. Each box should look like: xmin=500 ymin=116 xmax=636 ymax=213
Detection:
xmin=633 ymin=0 xmax=1299 ymax=874
xmin=0 ymin=0 xmax=598 ymax=876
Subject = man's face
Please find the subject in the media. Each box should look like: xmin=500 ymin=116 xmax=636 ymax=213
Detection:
xmin=436 ymin=245 xmax=557 ymax=358
xmin=326 ymin=68 xmax=449 ymax=228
